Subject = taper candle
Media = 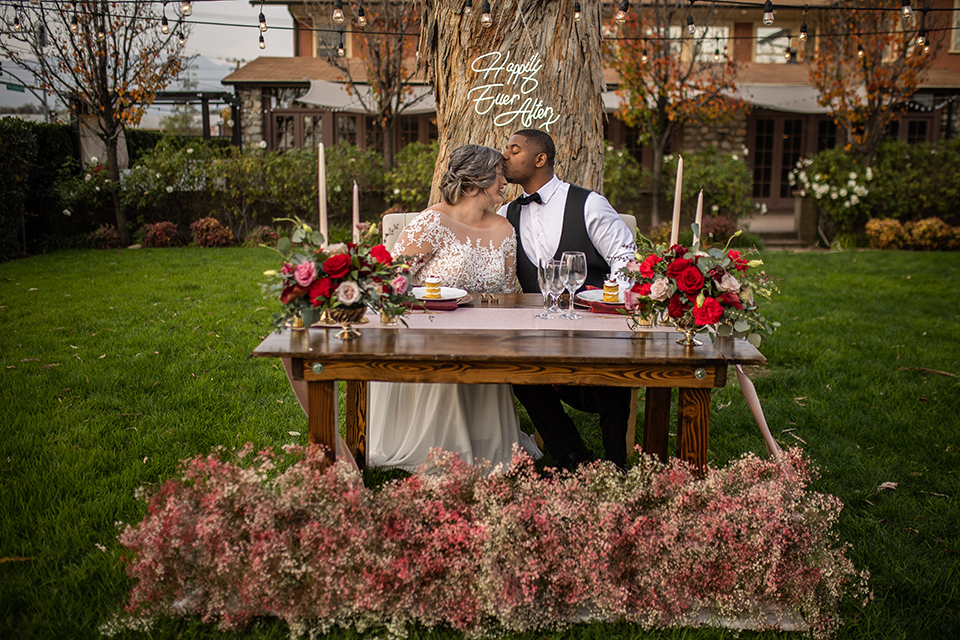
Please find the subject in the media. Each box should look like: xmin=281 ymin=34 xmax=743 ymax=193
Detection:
xmin=352 ymin=181 xmax=360 ymax=244
xmin=318 ymin=143 xmax=328 ymax=245
xmin=669 ymin=155 xmax=683 ymax=246
xmin=693 ymin=189 xmax=704 ymax=245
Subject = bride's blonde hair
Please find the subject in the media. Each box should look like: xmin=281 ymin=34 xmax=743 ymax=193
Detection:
xmin=438 ymin=145 xmax=503 ymax=205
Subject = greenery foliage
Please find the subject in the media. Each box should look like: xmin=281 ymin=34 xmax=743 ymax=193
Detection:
xmin=602 ymin=144 xmax=649 ymax=215
xmin=866 ymin=217 xmax=960 ymax=251
xmin=384 ymin=141 xmax=438 ymax=212
xmin=659 ymin=147 xmax=755 ymax=222
xmin=138 ymin=221 xmax=181 ymax=248
xmin=864 ymin=138 xmax=960 ymax=224
xmin=0 ymin=117 xmax=36 ymax=260
xmin=85 ymin=224 xmax=123 ymax=249
xmin=190 ymin=217 xmax=235 ymax=248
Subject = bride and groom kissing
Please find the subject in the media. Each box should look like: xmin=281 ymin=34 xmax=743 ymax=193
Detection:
xmin=286 ymin=129 xmax=637 ymax=473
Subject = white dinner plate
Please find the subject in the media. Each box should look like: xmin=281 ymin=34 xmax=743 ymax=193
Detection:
xmin=411 ymin=286 xmax=468 ymax=302
xmin=576 ymin=289 xmax=625 ymax=305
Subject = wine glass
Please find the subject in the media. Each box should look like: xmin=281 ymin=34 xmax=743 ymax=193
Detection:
xmin=535 ymin=257 xmax=556 ymax=319
xmin=547 ymin=259 xmax=565 ymax=314
xmin=559 ymin=251 xmax=587 ymax=320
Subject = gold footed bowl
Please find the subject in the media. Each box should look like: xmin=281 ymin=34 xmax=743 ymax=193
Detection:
xmin=329 ymin=306 xmax=366 ymax=340
xmin=672 ymin=315 xmax=703 ymax=347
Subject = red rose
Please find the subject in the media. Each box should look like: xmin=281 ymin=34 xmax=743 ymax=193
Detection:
xmin=666 ymin=257 xmax=691 ymax=278
xmin=717 ymin=291 xmax=743 ymax=310
xmin=309 ymin=277 xmax=334 ymax=304
xmin=675 ymin=266 xmax=704 ymax=295
xmin=280 ymin=284 xmax=308 ymax=305
xmin=692 ymin=297 xmax=724 ymax=325
xmin=323 ymin=253 xmax=351 ymax=278
xmin=667 ymin=294 xmax=689 ymax=318
xmin=632 ymin=282 xmax=652 ymax=297
xmin=369 ymin=244 xmax=393 ymax=265
xmin=727 ymin=250 xmax=749 ymax=273
xmin=639 ymin=255 xmax=662 ymax=278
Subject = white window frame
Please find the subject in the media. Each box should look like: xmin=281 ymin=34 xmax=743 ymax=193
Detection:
xmin=756 ymin=26 xmax=791 ymax=64
xmin=952 ymin=0 xmax=960 ymax=53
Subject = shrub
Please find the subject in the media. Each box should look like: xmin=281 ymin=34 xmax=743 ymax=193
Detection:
xmin=190 ymin=217 xmax=235 ymax=247
xmin=384 ymin=141 xmax=438 ymax=212
xmin=660 ymin=147 xmax=755 ymax=223
xmin=904 ymin=217 xmax=958 ymax=251
xmin=789 ymin=148 xmax=872 ymax=235
xmin=242 ymin=225 xmax=279 ymax=248
xmin=603 ymin=144 xmax=649 ymax=215
xmin=55 ymin=158 xmax=118 ymax=222
xmin=86 ymin=224 xmax=122 ymax=250
xmin=0 ymin=117 xmax=36 ymax=260
xmin=865 ymin=218 xmax=906 ymax=250
xmin=868 ymin=139 xmax=960 ymax=224
xmin=139 ymin=221 xmax=180 ymax=248
xmin=324 ymin=143 xmax=386 ymax=215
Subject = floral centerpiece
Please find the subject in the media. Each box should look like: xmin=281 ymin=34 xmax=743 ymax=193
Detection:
xmin=262 ymin=218 xmax=415 ymax=334
xmin=621 ymin=232 xmax=780 ymax=347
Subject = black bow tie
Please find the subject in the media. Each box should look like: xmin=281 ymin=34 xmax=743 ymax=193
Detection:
xmin=516 ymin=192 xmax=542 ymax=206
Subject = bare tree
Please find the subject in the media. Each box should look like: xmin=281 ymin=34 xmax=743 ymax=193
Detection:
xmin=303 ymin=0 xmax=425 ymax=169
xmin=1 ymin=1 xmax=189 ymax=244
xmin=810 ymin=0 xmax=947 ymax=165
xmin=606 ymin=1 xmax=745 ymax=227
xmin=419 ymin=0 xmax=606 ymax=203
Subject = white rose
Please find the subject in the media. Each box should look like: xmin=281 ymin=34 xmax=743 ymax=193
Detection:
xmin=850 ymin=194 xmax=859 ymax=205
xmin=866 ymin=167 xmax=873 ymax=180
xmin=335 ymin=281 xmax=361 ymax=306
xmin=326 ymin=242 xmax=348 ymax=255
xmin=711 ymin=204 xmax=719 ymax=213
xmin=165 ymin=186 xmax=173 ymax=193
xmin=839 ymin=188 xmax=848 ymax=197
xmin=716 ymin=273 xmax=741 ymax=293
xmin=732 ymin=154 xmax=739 ymax=161
xmin=94 ymin=186 xmax=100 ymax=192
xmin=187 ymin=148 xmax=194 ymax=154
xmin=849 ymin=172 xmax=857 ymax=180
xmin=649 ymin=277 xmax=671 ymax=302
xmin=63 ymin=209 xmax=72 ymax=216
xmin=258 ymin=140 xmax=267 ymax=149
xmin=90 ymin=156 xmax=99 ymax=164
xmin=393 ymin=188 xmax=400 ymax=195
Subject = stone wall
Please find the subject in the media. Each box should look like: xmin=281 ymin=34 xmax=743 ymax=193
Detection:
xmin=238 ymin=87 xmax=264 ymax=149
xmin=682 ymin=113 xmax=749 ymax=156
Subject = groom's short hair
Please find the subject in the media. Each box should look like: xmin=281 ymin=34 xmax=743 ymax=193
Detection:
xmin=515 ymin=129 xmax=555 ymax=168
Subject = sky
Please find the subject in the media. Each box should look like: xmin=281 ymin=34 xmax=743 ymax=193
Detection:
xmin=0 ymin=0 xmax=293 ymax=110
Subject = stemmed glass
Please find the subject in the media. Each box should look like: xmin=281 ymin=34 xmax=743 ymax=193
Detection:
xmin=559 ymin=251 xmax=587 ymax=320
xmin=535 ymin=257 xmax=557 ymax=319
xmin=547 ymin=259 xmax=565 ymax=314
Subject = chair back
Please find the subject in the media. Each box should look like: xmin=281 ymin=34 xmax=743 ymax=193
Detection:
xmin=382 ymin=212 xmax=638 ymax=252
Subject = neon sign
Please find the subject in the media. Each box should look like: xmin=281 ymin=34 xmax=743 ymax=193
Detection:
xmin=468 ymin=51 xmax=561 ymax=131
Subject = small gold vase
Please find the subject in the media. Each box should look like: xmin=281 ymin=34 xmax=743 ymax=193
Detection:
xmin=671 ymin=315 xmax=703 ymax=347
xmin=329 ymin=306 xmax=366 ymax=340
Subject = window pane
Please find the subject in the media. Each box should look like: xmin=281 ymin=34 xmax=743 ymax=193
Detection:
xmin=753 ymin=119 xmax=774 ymax=198
xmin=337 ymin=115 xmax=357 ymax=145
xmin=303 ymin=115 xmax=323 ymax=149
xmin=275 ymin=115 xmax=295 ymax=150
xmin=817 ymin=120 xmax=837 ymax=151
xmin=693 ymin=26 xmax=729 ymax=62
xmin=365 ymin=117 xmax=383 ymax=152
xmin=780 ymin=120 xmax=803 ymax=198
xmin=907 ymin=120 xmax=927 ymax=144
xmin=756 ymin=27 xmax=791 ymax=64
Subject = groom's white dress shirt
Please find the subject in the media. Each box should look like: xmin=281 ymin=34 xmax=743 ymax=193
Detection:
xmin=497 ymin=175 xmax=636 ymax=283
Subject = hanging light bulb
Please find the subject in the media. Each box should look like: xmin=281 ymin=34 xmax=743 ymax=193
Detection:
xmin=857 ymin=40 xmax=864 ymax=58
xmin=13 ymin=14 xmax=20 ymax=32
xmin=574 ymin=1 xmax=581 ymax=23
xmin=337 ymin=31 xmax=346 ymax=57
xmin=259 ymin=33 xmax=266 ymax=49
xmin=916 ymin=28 xmax=926 ymax=47
xmin=464 ymin=0 xmax=472 ymax=15
xmin=480 ymin=1 xmax=492 ymax=28
xmin=615 ymin=0 xmax=629 ymax=24
xmin=687 ymin=14 xmax=695 ymax=35
xmin=181 ymin=1 xmax=192 ymax=17
xmin=333 ymin=0 xmax=345 ymax=23
xmin=762 ymin=1 xmax=774 ymax=27
xmin=179 ymin=31 xmax=185 ymax=47
xmin=161 ymin=14 xmax=169 ymax=34
xmin=357 ymin=4 xmax=366 ymax=27
xmin=901 ymin=0 xmax=913 ymax=21
xmin=799 ymin=21 xmax=807 ymax=42
xmin=70 ymin=14 xmax=79 ymax=33
xmin=259 ymin=11 xmax=267 ymax=32
xmin=714 ymin=47 xmax=720 ymax=62
xmin=97 ymin=25 xmax=105 ymax=40
xmin=784 ymin=48 xmax=791 ymax=61
xmin=641 ymin=40 xmax=648 ymax=63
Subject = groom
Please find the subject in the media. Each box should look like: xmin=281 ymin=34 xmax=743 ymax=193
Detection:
xmin=498 ymin=129 xmax=636 ymax=470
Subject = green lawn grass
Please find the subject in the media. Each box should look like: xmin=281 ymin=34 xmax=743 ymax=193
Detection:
xmin=1 ymin=247 xmax=958 ymax=639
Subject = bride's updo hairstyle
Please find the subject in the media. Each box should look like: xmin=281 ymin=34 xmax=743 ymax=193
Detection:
xmin=438 ymin=145 xmax=503 ymax=205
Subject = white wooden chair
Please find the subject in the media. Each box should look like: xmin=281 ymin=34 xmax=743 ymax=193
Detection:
xmin=381 ymin=211 xmax=641 ymax=460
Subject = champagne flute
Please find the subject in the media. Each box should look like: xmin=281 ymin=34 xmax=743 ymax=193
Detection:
xmin=547 ymin=259 xmax=565 ymax=313
xmin=559 ymin=251 xmax=587 ymax=320
xmin=535 ymin=257 xmax=555 ymax=319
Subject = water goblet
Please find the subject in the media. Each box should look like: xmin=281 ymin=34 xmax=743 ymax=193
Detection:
xmin=559 ymin=251 xmax=587 ymax=320
xmin=535 ymin=257 xmax=556 ymax=319
xmin=547 ymin=259 xmax=565 ymax=313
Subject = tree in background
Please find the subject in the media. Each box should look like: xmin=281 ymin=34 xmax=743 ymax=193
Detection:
xmin=810 ymin=0 xmax=946 ymax=165
xmin=304 ymin=0 xmax=425 ymax=169
xmin=0 ymin=1 xmax=189 ymax=244
xmin=159 ymin=72 xmax=201 ymax=136
xmin=606 ymin=1 xmax=745 ymax=228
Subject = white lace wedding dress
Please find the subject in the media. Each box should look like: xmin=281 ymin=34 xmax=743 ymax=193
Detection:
xmin=368 ymin=209 xmax=542 ymax=471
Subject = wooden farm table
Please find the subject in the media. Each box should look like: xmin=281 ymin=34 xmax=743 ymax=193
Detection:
xmin=251 ymin=294 xmax=766 ymax=473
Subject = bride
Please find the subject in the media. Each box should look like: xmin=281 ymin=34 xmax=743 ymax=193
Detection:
xmin=368 ymin=145 xmax=541 ymax=470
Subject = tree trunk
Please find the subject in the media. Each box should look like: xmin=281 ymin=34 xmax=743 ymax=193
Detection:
xmin=420 ymin=0 xmax=606 ymax=204
xmin=383 ymin=119 xmax=396 ymax=171
xmin=105 ymin=132 xmax=130 ymax=245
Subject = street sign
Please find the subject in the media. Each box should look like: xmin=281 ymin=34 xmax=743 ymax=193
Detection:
xmin=5 ymin=83 xmax=25 ymax=93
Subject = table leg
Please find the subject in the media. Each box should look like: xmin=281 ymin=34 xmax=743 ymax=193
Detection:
xmin=643 ymin=388 xmax=671 ymax=463
xmin=345 ymin=381 xmax=367 ymax=470
xmin=676 ymin=387 xmax=710 ymax=475
xmin=307 ymin=380 xmax=337 ymax=465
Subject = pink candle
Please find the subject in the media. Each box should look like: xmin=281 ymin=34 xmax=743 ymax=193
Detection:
xmin=318 ymin=143 xmax=328 ymax=244
xmin=352 ymin=181 xmax=360 ymax=244
xmin=693 ymin=189 xmax=704 ymax=245
xmin=669 ymin=155 xmax=683 ymax=246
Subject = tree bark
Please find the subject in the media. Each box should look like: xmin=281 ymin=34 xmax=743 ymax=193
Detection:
xmin=420 ymin=0 xmax=606 ymax=204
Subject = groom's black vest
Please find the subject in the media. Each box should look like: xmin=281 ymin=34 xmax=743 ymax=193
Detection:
xmin=506 ymin=184 xmax=609 ymax=293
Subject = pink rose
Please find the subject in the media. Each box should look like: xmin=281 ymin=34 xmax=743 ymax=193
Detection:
xmin=335 ymin=280 xmax=362 ymax=306
xmin=294 ymin=261 xmax=317 ymax=287
xmin=391 ymin=275 xmax=408 ymax=295
xmin=649 ymin=276 xmax=671 ymax=302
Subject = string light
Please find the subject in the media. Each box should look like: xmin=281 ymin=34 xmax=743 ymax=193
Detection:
xmin=799 ymin=5 xmax=808 ymax=42
xmin=900 ymin=0 xmax=913 ymax=21
xmin=333 ymin=0 xmax=344 ymax=23
xmin=916 ymin=10 xmax=926 ymax=47
xmin=615 ymin=0 xmax=629 ymax=24
xmin=785 ymin=47 xmax=791 ymax=61
xmin=687 ymin=14 xmax=694 ymax=35
xmin=161 ymin=15 xmax=169 ymax=35
xmin=337 ymin=30 xmax=345 ymax=57
xmin=259 ymin=33 xmax=265 ymax=49
xmin=70 ymin=14 xmax=79 ymax=34
xmin=357 ymin=4 xmax=366 ymax=27
xmin=178 ymin=30 xmax=185 ymax=47
xmin=574 ymin=1 xmax=581 ymax=24
xmin=181 ymin=1 xmax=192 ymax=17
xmin=464 ymin=0 xmax=472 ymax=15
xmin=13 ymin=13 xmax=20 ymax=31
xmin=762 ymin=0 xmax=774 ymax=27
xmin=480 ymin=1 xmax=492 ymax=28
xmin=259 ymin=3 xmax=267 ymax=32
xmin=857 ymin=37 xmax=864 ymax=57
xmin=641 ymin=39 xmax=648 ymax=63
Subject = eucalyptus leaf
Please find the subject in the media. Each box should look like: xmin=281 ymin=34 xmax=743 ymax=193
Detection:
xmin=717 ymin=323 xmax=733 ymax=337
xmin=747 ymin=333 xmax=762 ymax=348
xmin=310 ymin=231 xmax=325 ymax=246
xmin=277 ymin=237 xmax=291 ymax=254
xmin=734 ymin=320 xmax=750 ymax=333
xmin=291 ymin=229 xmax=304 ymax=243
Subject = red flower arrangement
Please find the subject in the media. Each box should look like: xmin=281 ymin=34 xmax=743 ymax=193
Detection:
xmin=621 ymin=234 xmax=780 ymax=347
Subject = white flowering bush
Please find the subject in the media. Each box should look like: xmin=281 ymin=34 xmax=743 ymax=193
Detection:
xmin=788 ymin=149 xmax=873 ymax=234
